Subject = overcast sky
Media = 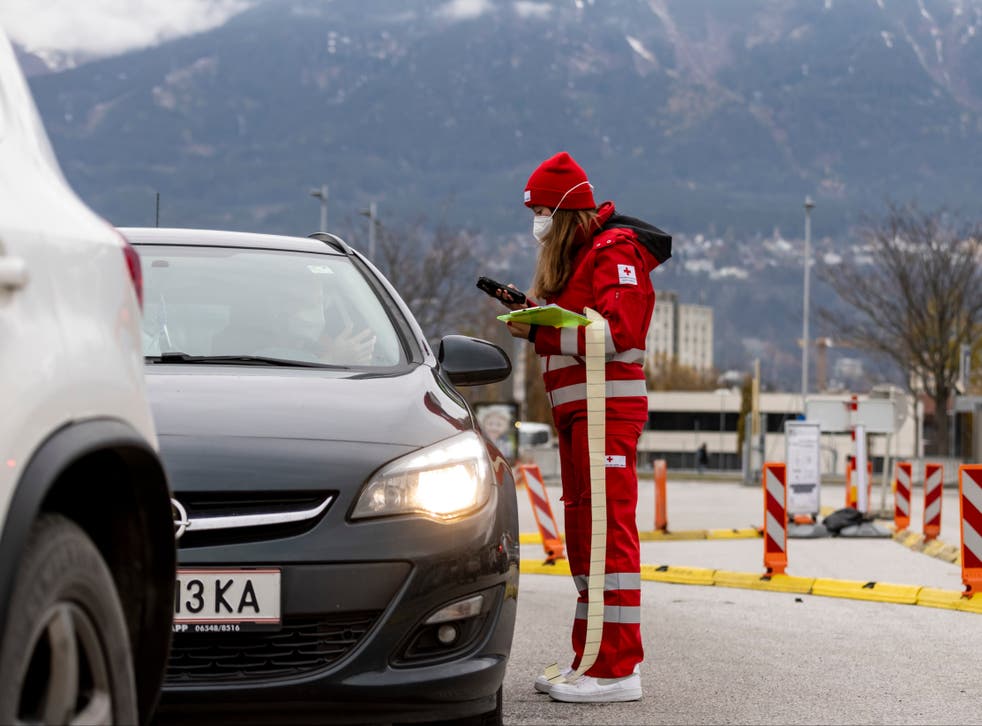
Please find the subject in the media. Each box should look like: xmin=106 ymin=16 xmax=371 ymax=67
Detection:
xmin=0 ymin=0 xmax=586 ymax=68
xmin=0 ymin=0 xmax=251 ymax=64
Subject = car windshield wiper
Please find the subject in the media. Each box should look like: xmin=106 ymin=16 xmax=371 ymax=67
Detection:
xmin=144 ymin=352 xmax=349 ymax=369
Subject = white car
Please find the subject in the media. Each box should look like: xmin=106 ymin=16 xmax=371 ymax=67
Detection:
xmin=0 ymin=28 xmax=175 ymax=724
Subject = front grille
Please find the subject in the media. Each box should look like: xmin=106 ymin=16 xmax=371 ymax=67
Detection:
xmin=173 ymin=490 xmax=336 ymax=548
xmin=165 ymin=612 xmax=380 ymax=685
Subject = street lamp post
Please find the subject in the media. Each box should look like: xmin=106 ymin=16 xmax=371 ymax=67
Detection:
xmin=801 ymin=196 xmax=815 ymax=404
xmin=310 ymin=184 xmax=328 ymax=232
xmin=719 ymin=391 xmax=725 ymax=471
xmin=360 ymin=201 xmax=378 ymax=260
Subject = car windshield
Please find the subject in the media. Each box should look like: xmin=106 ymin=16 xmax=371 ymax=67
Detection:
xmin=139 ymin=245 xmax=404 ymax=368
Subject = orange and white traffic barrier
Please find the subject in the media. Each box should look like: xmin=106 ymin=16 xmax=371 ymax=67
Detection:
xmin=763 ymin=462 xmax=787 ymax=576
xmin=654 ymin=458 xmax=668 ymax=532
xmin=958 ymin=465 xmax=982 ymax=597
xmin=923 ymin=462 xmax=944 ymax=542
xmin=516 ymin=463 xmax=566 ymax=564
xmin=894 ymin=461 xmax=912 ymax=531
xmin=845 ymin=459 xmax=873 ymax=510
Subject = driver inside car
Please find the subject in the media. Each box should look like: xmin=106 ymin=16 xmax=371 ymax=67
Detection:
xmin=212 ymin=267 xmax=376 ymax=365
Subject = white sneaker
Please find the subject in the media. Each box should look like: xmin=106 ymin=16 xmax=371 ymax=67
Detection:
xmin=548 ymin=672 xmax=642 ymax=703
xmin=533 ymin=665 xmax=572 ymax=693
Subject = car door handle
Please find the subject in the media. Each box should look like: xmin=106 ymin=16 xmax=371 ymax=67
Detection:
xmin=0 ymin=257 xmax=29 ymax=290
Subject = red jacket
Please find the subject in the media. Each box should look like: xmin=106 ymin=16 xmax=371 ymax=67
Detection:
xmin=532 ymin=202 xmax=671 ymax=425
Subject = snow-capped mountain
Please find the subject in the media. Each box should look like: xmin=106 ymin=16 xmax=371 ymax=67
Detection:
xmin=20 ymin=0 xmax=982 ymax=385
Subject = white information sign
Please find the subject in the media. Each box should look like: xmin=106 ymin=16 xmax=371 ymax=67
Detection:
xmin=785 ymin=421 xmax=821 ymax=514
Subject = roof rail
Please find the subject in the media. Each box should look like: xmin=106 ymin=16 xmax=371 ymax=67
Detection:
xmin=308 ymin=232 xmax=355 ymax=255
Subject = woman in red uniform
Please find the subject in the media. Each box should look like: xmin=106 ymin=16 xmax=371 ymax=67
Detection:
xmin=504 ymin=151 xmax=671 ymax=703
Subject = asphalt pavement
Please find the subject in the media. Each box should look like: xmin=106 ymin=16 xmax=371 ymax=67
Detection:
xmin=504 ymin=474 xmax=980 ymax=725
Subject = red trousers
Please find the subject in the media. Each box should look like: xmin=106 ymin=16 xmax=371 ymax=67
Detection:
xmin=556 ymin=414 xmax=644 ymax=678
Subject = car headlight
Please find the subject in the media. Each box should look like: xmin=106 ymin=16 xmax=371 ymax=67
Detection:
xmin=352 ymin=432 xmax=493 ymax=521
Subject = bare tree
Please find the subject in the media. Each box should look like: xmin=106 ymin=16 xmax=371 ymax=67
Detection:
xmin=373 ymin=218 xmax=481 ymax=342
xmin=819 ymin=204 xmax=982 ymax=455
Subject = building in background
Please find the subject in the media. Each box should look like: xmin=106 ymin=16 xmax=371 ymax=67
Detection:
xmin=640 ymin=390 xmax=918 ymax=477
xmin=646 ymin=290 xmax=714 ymax=372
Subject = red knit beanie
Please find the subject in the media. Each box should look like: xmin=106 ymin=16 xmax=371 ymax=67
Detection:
xmin=523 ymin=151 xmax=596 ymax=210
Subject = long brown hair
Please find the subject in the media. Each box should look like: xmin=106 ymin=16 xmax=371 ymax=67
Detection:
xmin=530 ymin=208 xmax=599 ymax=299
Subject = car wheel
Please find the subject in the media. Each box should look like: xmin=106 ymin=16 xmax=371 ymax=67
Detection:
xmin=0 ymin=514 xmax=138 ymax=725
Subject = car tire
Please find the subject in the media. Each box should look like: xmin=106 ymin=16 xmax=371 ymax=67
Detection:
xmin=0 ymin=514 xmax=139 ymax=725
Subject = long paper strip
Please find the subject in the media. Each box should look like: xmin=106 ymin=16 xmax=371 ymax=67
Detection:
xmin=569 ymin=307 xmax=607 ymax=681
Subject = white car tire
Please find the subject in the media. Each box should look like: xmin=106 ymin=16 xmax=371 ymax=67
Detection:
xmin=0 ymin=514 xmax=138 ymax=725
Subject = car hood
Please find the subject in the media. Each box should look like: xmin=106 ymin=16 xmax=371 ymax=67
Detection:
xmin=146 ymin=363 xmax=475 ymax=493
xmin=146 ymin=363 xmax=470 ymax=445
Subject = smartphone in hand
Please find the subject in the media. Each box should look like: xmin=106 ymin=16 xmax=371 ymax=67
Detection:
xmin=477 ymin=277 xmax=527 ymax=306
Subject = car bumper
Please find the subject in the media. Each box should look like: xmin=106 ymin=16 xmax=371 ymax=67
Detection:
xmin=157 ymin=487 xmax=519 ymax=723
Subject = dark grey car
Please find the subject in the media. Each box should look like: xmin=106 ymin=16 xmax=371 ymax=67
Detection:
xmin=126 ymin=228 xmax=519 ymax=724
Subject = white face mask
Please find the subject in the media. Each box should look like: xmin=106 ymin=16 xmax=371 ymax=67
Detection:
xmin=528 ymin=179 xmax=593 ymax=243
xmin=532 ymin=214 xmax=553 ymax=243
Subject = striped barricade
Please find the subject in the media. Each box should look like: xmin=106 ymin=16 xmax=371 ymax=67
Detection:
xmin=894 ymin=461 xmax=912 ymax=531
xmin=516 ymin=463 xmax=566 ymax=564
xmin=845 ymin=460 xmax=873 ymax=510
xmin=959 ymin=465 xmax=982 ymax=597
xmin=924 ymin=463 xmax=944 ymax=542
xmin=763 ymin=462 xmax=788 ymax=576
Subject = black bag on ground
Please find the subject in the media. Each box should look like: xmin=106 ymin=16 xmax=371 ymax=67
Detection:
xmin=822 ymin=507 xmax=864 ymax=535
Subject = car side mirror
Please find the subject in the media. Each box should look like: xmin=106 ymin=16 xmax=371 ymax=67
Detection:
xmin=438 ymin=335 xmax=512 ymax=386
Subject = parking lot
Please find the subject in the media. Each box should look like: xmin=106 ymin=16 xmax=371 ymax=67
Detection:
xmin=506 ymin=476 xmax=981 ymax=725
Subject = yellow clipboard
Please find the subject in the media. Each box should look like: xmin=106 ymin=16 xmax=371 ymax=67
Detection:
xmin=497 ymin=304 xmax=592 ymax=328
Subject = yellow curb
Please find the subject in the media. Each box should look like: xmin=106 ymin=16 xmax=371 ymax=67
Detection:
xmin=917 ymin=587 xmax=965 ymax=611
xmin=706 ymin=528 xmax=762 ymax=540
xmin=713 ymin=570 xmax=814 ymax=593
xmin=891 ymin=529 xmax=963 ymax=565
xmin=520 ymin=559 xmax=572 ymax=577
xmin=519 ymin=561 xmax=979 ymax=613
xmin=811 ymin=578 xmax=920 ymax=605
xmin=640 ymin=564 xmax=716 ymax=586
xmin=525 ymin=528 xmax=763 ymax=543
xmin=638 ymin=530 xmax=708 ymax=541
xmin=958 ymin=595 xmax=982 ymax=614
xmin=901 ymin=531 xmax=925 ymax=550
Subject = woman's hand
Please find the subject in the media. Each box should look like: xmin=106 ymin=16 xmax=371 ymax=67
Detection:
xmin=500 ymin=284 xmax=530 ymax=311
xmin=505 ymin=321 xmax=532 ymax=340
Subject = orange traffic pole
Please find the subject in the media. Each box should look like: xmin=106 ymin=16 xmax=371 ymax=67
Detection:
xmin=654 ymin=459 xmax=668 ymax=532
xmin=958 ymin=465 xmax=982 ymax=597
xmin=923 ymin=463 xmax=944 ymax=542
xmin=845 ymin=458 xmax=856 ymax=509
xmin=517 ymin=463 xmax=566 ymax=564
xmin=894 ymin=461 xmax=912 ymax=531
xmin=866 ymin=461 xmax=873 ymax=512
xmin=762 ymin=462 xmax=788 ymax=576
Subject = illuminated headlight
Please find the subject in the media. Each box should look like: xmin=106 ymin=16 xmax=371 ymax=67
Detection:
xmin=352 ymin=432 xmax=492 ymax=521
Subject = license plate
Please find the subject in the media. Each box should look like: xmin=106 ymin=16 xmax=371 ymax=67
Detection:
xmin=174 ymin=568 xmax=280 ymax=633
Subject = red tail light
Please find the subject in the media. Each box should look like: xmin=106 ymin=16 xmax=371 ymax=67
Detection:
xmin=121 ymin=238 xmax=144 ymax=309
